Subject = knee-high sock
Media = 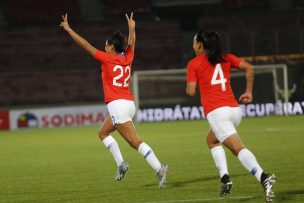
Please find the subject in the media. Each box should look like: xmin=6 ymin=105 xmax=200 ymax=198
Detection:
xmin=211 ymin=146 xmax=229 ymax=178
xmin=102 ymin=135 xmax=124 ymax=167
xmin=138 ymin=142 xmax=161 ymax=172
xmin=238 ymin=148 xmax=263 ymax=182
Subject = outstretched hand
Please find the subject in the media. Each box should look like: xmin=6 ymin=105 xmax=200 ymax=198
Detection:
xmin=239 ymin=92 xmax=252 ymax=104
xmin=60 ymin=14 xmax=71 ymax=32
xmin=125 ymin=12 xmax=135 ymax=30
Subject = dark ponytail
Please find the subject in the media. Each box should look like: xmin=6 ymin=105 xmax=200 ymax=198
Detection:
xmin=196 ymin=30 xmax=225 ymax=65
xmin=107 ymin=31 xmax=127 ymax=53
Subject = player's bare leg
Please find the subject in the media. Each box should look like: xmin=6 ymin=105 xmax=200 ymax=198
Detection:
xmin=99 ymin=115 xmax=128 ymax=181
xmin=116 ymin=121 xmax=168 ymax=188
xmin=222 ymin=134 xmax=244 ymax=155
xmin=223 ymin=134 xmax=276 ymax=202
xmin=207 ymin=130 xmax=232 ymax=196
xmin=99 ymin=115 xmax=116 ymax=140
xmin=207 ymin=129 xmax=221 ymax=149
xmin=115 ymin=121 xmax=141 ymax=149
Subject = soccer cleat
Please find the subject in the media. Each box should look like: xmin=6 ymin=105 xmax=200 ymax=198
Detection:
xmin=115 ymin=161 xmax=129 ymax=181
xmin=261 ymin=173 xmax=276 ymax=203
xmin=219 ymin=174 xmax=233 ymax=197
xmin=157 ymin=164 xmax=168 ymax=188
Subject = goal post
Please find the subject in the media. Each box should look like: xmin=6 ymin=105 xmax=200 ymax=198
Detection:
xmin=132 ymin=64 xmax=289 ymax=118
xmin=252 ymin=64 xmax=289 ymax=105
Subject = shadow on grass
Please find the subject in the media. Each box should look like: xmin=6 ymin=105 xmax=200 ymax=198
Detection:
xmin=142 ymin=173 xmax=249 ymax=189
xmin=276 ymin=190 xmax=304 ymax=202
xmin=169 ymin=175 xmax=219 ymax=188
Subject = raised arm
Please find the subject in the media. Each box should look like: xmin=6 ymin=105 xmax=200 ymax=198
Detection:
xmin=60 ymin=14 xmax=97 ymax=57
xmin=125 ymin=12 xmax=136 ymax=51
xmin=238 ymin=61 xmax=254 ymax=104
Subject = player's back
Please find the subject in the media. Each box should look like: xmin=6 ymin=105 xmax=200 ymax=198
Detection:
xmin=188 ymin=53 xmax=240 ymax=115
xmin=95 ymin=47 xmax=134 ymax=103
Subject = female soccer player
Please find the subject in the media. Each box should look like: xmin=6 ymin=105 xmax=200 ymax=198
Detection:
xmin=186 ymin=30 xmax=275 ymax=202
xmin=60 ymin=13 xmax=168 ymax=188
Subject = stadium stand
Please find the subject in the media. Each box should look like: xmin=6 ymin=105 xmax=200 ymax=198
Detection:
xmin=0 ymin=21 xmax=181 ymax=72
xmin=196 ymin=11 xmax=304 ymax=56
xmin=0 ymin=17 xmax=182 ymax=106
xmin=102 ymin=0 xmax=152 ymax=14
xmin=0 ymin=69 xmax=102 ymax=106
xmin=1 ymin=0 xmax=80 ymax=25
xmin=0 ymin=0 xmax=303 ymax=106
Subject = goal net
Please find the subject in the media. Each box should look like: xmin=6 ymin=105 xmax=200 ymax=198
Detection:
xmin=132 ymin=64 xmax=289 ymax=121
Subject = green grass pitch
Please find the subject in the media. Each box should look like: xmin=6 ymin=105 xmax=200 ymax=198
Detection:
xmin=1 ymin=116 xmax=304 ymax=203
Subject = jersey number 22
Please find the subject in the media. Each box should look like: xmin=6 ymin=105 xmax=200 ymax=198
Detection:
xmin=113 ymin=65 xmax=131 ymax=87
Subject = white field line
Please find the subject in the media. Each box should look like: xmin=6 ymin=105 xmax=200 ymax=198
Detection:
xmin=142 ymin=196 xmax=253 ymax=203
xmin=142 ymin=193 xmax=304 ymax=203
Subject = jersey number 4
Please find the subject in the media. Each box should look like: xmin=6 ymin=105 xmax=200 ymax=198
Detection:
xmin=211 ymin=64 xmax=227 ymax=91
xmin=113 ymin=65 xmax=131 ymax=87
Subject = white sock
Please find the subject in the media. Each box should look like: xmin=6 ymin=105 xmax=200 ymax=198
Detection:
xmin=211 ymin=146 xmax=229 ymax=178
xmin=138 ymin=142 xmax=161 ymax=172
xmin=238 ymin=148 xmax=263 ymax=182
xmin=102 ymin=135 xmax=124 ymax=167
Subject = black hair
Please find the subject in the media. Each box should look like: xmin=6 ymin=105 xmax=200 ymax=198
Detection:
xmin=106 ymin=31 xmax=127 ymax=53
xmin=196 ymin=29 xmax=225 ymax=65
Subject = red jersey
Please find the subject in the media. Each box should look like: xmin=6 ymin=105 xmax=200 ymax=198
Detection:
xmin=187 ymin=53 xmax=242 ymax=115
xmin=94 ymin=47 xmax=134 ymax=103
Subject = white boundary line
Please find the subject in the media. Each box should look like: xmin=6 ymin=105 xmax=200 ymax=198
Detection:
xmin=142 ymin=196 xmax=254 ymax=203
xmin=142 ymin=193 xmax=304 ymax=203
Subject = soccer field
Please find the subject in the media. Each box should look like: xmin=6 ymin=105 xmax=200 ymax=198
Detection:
xmin=1 ymin=116 xmax=304 ymax=203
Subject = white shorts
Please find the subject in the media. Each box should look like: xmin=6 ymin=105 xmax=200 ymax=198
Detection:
xmin=107 ymin=99 xmax=136 ymax=125
xmin=207 ymin=106 xmax=242 ymax=143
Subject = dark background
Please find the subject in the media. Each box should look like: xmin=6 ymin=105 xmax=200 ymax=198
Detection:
xmin=0 ymin=0 xmax=303 ymax=108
